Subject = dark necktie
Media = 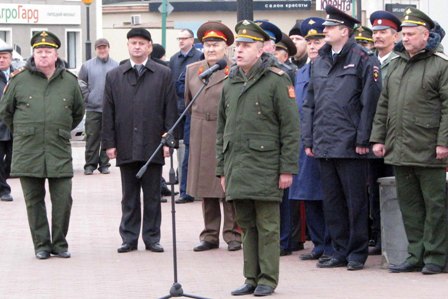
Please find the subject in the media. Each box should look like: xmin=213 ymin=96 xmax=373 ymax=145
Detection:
xmin=134 ymin=64 xmax=144 ymax=77
xmin=332 ymin=53 xmax=338 ymax=63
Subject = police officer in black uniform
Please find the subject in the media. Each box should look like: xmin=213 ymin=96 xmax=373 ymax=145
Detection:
xmin=302 ymin=5 xmax=382 ymax=271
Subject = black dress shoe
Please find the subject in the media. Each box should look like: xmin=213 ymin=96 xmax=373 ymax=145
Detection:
xmin=35 ymin=251 xmax=50 ymax=260
xmin=99 ymin=167 xmax=110 ymax=174
xmin=117 ymin=243 xmax=137 ymax=253
xmin=193 ymin=241 xmax=219 ymax=252
xmin=347 ymin=261 xmax=364 ymax=271
xmin=300 ymin=251 xmax=322 ymax=260
xmin=228 ymin=241 xmax=242 ymax=251
xmin=254 ymin=285 xmax=274 ymax=296
xmin=175 ymin=196 xmax=194 ymax=204
xmin=146 ymin=243 xmax=164 ymax=252
xmin=51 ymin=251 xmax=71 ymax=258
xmin=368 ymin=246 xmax=382 ymax=255
xmin=280 ymin=249 xmax=292 ymax=256
xmin=231 ymin=284 xmax=256 ymax=296
xmin=318 ymin=255 xmax=332 ymax=263
xmin=0 ymin=193 xmax=13 ymax=201
xmin=422 ymin=263 xmax=443 ymax=275
xmin=317 ymin=257 xmax=347 ymax=268
xmin=389 ymin=261 xmax=421 ymax=273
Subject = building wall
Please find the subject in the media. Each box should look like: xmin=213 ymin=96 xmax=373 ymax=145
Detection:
xmin=103 ymin=0 xmax=448 ymax=62
xmin=0 ymin=0 xmax=98 ymax=70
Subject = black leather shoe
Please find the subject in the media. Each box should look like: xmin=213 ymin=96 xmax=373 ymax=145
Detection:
xmin=146 ymin=242 xmax=164 ymax=252
xmin=117 ymin=243 xmax=137 ymax=253
xmin=317 ymin=257 xmax=347 ymax=268
xmin=280 ymin=249 xmax=292 ymax=256
xmin=422 ymin=263 xmax=443 ymax=275
xmin=0 ymin=193 xmax=13 ymax=201
xmin=51 ymin=251 xmax=71 ymax=258
xmin=231 ymin=284 xmax=256 ymax=296
xmin=368 ymin=246 xmax=382 ymax=255
xmin=228 ymin=241 xmax=242 ymax=251
xmin=84 ymin=168 xmax=94 ymax=175
xmin=347 ymin=261 xmax=364 ymax=271
xmin=254 ymin=285 xmax=274 ymax=296
xmin=193 ymin=241 xmax=219 ymax=252
xmin=175 ymin=196 xmax=194 ymax=204
xmin=389 ymin=261 xmax=421 ymax=273
xmin=300 ymin=251 xmax=322 ymax=260
xmin=36 ymin=251 xmax=50 ymax=260
xmin=99 ymin=167 xmax=110 ymax=174
xmin=318 ymin=255 xmax=332 ymax=263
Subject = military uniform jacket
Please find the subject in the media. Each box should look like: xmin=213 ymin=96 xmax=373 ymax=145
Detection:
xmin=185 ymin=59 xmax=230 ymax=199
xmin=102 ymin=59 xmax=178 ymax=166
xmin=0 ymin=58 xmax=84 ymax=178
xmin=302 ymin=38 xmax=382 ymax=158
xmin=0 ymin=65 xmax=14 ymax=141
xmin=370 ymin=33 xmax=448 ymax=167
xmin=216 ymin=54 xmax=300 ymax=202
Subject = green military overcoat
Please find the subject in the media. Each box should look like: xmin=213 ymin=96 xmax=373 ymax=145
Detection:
xmin=0 ymin=58 xmax=84 ymax=178
xmin=216 ymin=55 xmax=300 ymax=202
xmin=370 ymin=38 xmax=448 ymax=167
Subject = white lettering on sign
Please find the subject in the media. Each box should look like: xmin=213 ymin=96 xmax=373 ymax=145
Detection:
xmin=316 ymin=0 xmax=352 ymax=12
xmin=0 ymin=4 xmax=80 ymax=25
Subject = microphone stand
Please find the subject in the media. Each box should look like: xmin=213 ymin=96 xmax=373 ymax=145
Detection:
xmin=137 ymin=75 xmax=212 ymax=299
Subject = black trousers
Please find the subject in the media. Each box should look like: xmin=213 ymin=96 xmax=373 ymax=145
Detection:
xmin=319 ymin=158 xmax=369 ymax=263
xmin=0 ymin=140 xmax=12 ymax=195
xmin=119 ymin=162 xmax=162 ymax=247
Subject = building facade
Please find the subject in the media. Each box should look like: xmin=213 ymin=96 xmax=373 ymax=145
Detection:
xmin=103 ymin=0 xmax=447 ymax=61
xmin=0 ymin=0 xmax=101 ymax=70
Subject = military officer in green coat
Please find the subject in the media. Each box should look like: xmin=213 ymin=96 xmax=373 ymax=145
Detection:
xmin=216 ymin=20 xmax=300 ymax=296
xmin=371 ymin=8 xmax=448 ymax=274
xmin=0 ymin=31 xmax=84 ymax=260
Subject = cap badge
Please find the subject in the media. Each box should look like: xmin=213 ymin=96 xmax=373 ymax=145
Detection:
xmin=242 ymin=29 xmax=247 ymax=34
xmin=406 ymin=8 xmax=412 ymax=15
xmin=309 ymin=19 xmax=315 ymax=25
xmin=378 ymin=19 xmax=382 ymax=24
xmin=405 ymin=16 xmax=409 ymax=20
xmin=40 ymin=31 xmax=48 ymax=37
xmin=242 ymin=20 xmax=250 ymax=25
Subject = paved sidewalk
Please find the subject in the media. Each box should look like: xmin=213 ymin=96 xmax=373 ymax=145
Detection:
xmin=0 ymin=143 xmax=447 ymax=299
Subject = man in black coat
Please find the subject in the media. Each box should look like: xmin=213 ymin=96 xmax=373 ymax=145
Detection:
xmin=0 ymin=45 xmax=14 ymax=202
xmin=102 ymin=28 xmax=178 ymax=253
xmin=302 ymin=6 xmax=382 ymax=270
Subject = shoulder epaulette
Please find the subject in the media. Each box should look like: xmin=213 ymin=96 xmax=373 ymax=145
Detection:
xmin=9 ymin=67 xmax=25 ymax=79
xmin=360 ymin=47 xmax=374 ymax=56
xmin=434 ymin=52 xmax=448 ymax=61
xmin=268 ymin=66 xmax=285 ymax=76
xmin=64 ymin=69 xmax=78 ymax=78
xmin=390 ymin=55 xmax=400 ymax=61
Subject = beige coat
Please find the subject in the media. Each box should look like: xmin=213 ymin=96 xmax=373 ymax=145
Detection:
xmin=185 ymin=59 xmax=229 ymax=198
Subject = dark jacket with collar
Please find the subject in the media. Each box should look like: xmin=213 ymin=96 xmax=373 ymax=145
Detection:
xmin=169 ymin=47 xmax=202 ymax=113
xmin=102 ymin=58 xmax=178 ymax=166
xmin=0 ymin=65 xmax=14 ymax=141
xmin=302 ymin=37 xmax=382 ymax=158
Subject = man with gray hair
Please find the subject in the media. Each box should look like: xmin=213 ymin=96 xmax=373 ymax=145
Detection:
xmin=79 ymin=38 xmax=118 ymax=175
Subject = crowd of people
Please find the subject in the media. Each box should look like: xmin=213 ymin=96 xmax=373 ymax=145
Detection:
xmin=0 ymin=4 xmax=447 ymax=297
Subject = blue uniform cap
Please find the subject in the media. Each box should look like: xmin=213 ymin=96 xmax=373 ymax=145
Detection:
xmin=300 ymin=17 xmax=326 ymax=39
xmin=254 ymin=20 xmax=282 ymax=43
